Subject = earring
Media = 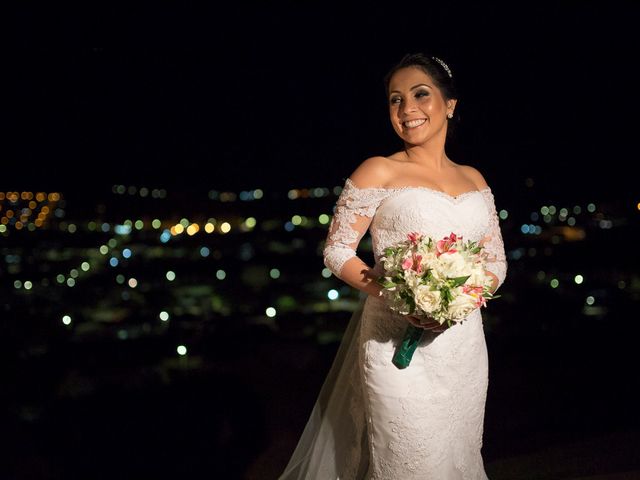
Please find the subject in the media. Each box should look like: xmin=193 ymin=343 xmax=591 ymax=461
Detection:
xmin=447 ymin=112 xmax=453 ymax=119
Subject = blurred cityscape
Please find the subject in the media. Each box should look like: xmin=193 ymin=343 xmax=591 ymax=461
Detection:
xmin=2 ymin=182 xmax=639 ymax=479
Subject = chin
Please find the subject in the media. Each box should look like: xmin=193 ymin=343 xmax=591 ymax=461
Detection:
xmin=402 ymin=133 xmax=429 ymax=145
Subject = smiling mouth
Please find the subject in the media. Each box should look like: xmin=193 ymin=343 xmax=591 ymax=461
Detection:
xmin=403 ymin=119 xmax=426 ymax=129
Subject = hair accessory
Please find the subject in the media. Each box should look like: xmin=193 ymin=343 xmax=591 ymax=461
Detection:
xmin=432 ymin=56 xmax=453 ymax=78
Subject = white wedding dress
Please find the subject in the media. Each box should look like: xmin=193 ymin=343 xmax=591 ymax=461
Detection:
xmin=279 ymin=177 xmax=507 ymax=480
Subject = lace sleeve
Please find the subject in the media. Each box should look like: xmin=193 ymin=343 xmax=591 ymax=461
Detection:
xmin=322 ymin=178 xmax=391 ymax=278
xmin=480 ymin=188 xmax=507 ymax=290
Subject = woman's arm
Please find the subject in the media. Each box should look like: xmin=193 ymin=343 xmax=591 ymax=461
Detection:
xmin=323 ymin=157 xmax=392 ymax=297
xmin=463 ymin=165 xmax=508 ymax=292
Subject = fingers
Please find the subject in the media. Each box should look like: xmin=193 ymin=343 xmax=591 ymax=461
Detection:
xmin=479 ymin=235 xmax=492 ymax=247
xmin=422 ymin=322 xmax=443 ymax=331
xmin=407 ymin=316 xmax=425 ymax=328
xmin=428 ymin=323 xmax=447 ymax=333
xmin=408 ymin=316 xmax=445 ymax=331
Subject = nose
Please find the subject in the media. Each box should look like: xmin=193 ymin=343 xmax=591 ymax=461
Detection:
xmin=400 ymin=97 xmax=418 ymax=117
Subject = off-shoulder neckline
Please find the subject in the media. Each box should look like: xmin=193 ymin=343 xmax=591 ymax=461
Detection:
xmin=344 ymin=177 xmax=491 ymax=201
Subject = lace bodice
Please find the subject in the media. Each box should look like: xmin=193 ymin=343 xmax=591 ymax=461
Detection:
xmin=323 ymin=177 xmax=507 ymax=289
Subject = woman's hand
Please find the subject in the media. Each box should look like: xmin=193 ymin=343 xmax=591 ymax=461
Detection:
xmin=407 ymin=315 xmax=448 ymax=333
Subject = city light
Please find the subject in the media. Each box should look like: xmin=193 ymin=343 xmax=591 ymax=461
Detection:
xmin=327 ymin=289 xmax=339 ymax=300
xmin=186 ymin=223 xmax=200 ymax=236
xmin=160 ymin=230 xmax=171 ymax=243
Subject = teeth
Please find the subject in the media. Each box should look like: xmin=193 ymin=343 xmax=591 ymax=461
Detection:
xmin=404 ymin=119 xmax=426 ymax=128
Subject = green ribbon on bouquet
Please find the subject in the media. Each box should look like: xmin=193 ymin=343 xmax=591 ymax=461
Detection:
xmin=392 ymin=324 xmax=425 ymax=369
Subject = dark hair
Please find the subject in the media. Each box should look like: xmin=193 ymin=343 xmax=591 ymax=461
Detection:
xmin=383 ymin=52 xmax=460 ymax=138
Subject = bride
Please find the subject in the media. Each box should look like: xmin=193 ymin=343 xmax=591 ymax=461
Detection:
xmin=278 ymin=52 xmax=507 ymax=479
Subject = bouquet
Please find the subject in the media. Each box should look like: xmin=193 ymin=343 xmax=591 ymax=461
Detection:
xmin=377 ymin=232 xmax=499 ymax=369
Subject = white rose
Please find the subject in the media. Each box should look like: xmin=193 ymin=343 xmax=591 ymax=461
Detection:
xmin=446 ymin=292 xmax=477 ymax=321
xmin=418 ymin=251 xmax=438 ymax=271
xmin=467 ymin=264 xmax=491 ymax=288
xmin=436 ymin=251 xmax=473 ymax=278
xmin=413 ymin=286 xmax=442 ymax=315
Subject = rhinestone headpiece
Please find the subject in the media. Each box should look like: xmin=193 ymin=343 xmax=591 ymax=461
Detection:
xmin=432 ymin=56 xmax=453 ymax=78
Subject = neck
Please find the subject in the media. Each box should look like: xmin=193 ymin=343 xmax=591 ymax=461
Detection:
xmin=402 ymin=123 xmax=450 ymax=169
xmin=403 ymin=143 xmax=450 ymax=171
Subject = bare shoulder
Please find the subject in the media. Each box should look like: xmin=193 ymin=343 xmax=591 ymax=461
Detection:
xmin=348 ymin=156 xmax=394 ymax=188
xmin=458 ymin=164 xmax=490 ymax=190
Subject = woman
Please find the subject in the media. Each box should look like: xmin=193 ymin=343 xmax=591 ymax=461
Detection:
xmin=279 ymin=53 xmax=507 ymax=479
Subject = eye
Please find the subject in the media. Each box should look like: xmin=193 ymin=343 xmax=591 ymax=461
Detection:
xmin=415 ymin=90 xmax=430 ymax=99
xmin=389 ymin=96 xmax=402 ymax=105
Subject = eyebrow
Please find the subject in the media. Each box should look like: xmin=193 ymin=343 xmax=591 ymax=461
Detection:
xmin=389 ymin=83 xmax=433 ymax=95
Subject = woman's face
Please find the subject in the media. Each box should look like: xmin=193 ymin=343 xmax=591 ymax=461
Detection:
xmin=387 ymin=66 xmax=455 ymax=146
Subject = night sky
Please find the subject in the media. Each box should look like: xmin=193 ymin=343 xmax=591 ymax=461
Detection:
xmin=6 ymin=2 xmax=639 ymax=203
